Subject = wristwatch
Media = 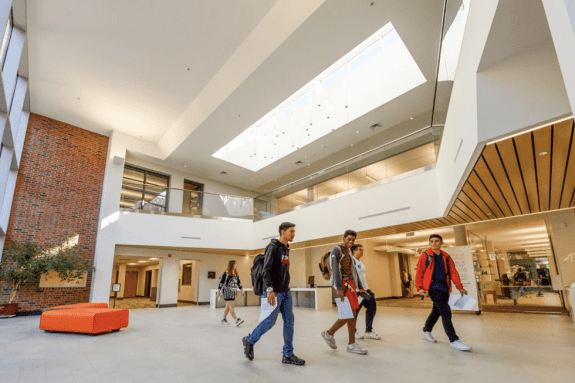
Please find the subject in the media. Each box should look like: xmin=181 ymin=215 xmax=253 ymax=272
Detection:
xmin=266 ymin=287 xmax=274 ymax=293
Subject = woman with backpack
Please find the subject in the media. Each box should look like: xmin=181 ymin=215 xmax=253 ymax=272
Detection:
xmin=217 ymin=260 xmax=245 ymax=326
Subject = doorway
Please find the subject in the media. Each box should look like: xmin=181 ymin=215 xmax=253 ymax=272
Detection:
xmin=178 ymin=260 xmax=199 ymax=305
xmin=144 ymin=270 xmax=152 ymax=298
xmin=183 ymin=180 xmax=204 ymax=215
xmin=124 ymin=271 xmax=138 ymax=298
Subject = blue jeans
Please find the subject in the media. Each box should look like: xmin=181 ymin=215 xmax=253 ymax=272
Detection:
xmin=247 ymin=291 xmax=294 ymax=356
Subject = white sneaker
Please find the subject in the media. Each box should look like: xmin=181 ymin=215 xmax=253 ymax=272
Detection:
xmin=355 ymin=331 xmax=364 ymax=340
xmin=363 ymin=332 xmax=381 ymax=340
xmin=235 ymin=318 xmax=244 ymax=326
xmin=321 ymin=330 xmax=337 ymax=349
xmin=221 ymin=318 xmax=229 ymax=325
xmin=422 ymin=331 xmax=436 ymax=343
xmin=346 ymin=343 xmax=367 ymax=355
xmin=450 ymin=340 xmax=472 ymax=351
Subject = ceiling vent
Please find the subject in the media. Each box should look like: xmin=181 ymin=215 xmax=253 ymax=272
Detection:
xmin=295 ymin=161 xmax=304 ymax=165
xmin=369 ymin=123 xmax=382 ymax=132
xmin=406 ymin=232 xmax=415 ymax=237
xmin=220 ymin=171 xmax=227 ymax=175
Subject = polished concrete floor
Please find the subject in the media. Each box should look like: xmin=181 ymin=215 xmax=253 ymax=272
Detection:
xmin=2 ymin=305 xmax=574 ymax=383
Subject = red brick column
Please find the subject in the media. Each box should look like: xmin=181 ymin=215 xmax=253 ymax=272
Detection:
xmin=1 ymin=114 xmax=109 ymax=312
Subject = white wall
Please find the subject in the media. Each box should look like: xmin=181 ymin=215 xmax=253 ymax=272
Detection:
xmin=253 ymin=167 xmax=442 ymax=250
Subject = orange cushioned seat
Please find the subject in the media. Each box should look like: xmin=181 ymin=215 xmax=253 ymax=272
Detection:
xmin=39 ymin=308 xmax=129 ymax=334
xmin=46 ymin=303 xmax=108 ymax=311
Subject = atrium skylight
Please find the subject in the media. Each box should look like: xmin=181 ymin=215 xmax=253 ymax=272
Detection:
xmin=213 ymin=22 xmax=426 ymax=172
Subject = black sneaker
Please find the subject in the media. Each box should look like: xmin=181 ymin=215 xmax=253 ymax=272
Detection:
xmin=282 ymin=354 xmax=305 ymax=366
xmin=243 ymin=336 xmax=254 ymax=361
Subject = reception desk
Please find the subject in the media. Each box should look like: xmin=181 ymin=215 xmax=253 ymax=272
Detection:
xmin=210 ymin=287 xmax=333 ymax=310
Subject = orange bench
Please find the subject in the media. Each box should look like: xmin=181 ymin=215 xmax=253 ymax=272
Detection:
xmin=39 ymin=308 xmax=129 ymax=335
xmin=45 ymin=303 xmax=109 ymax=310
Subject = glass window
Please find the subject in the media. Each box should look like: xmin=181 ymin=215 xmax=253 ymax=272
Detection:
xmin=1 ymin=10 xmax=13 ymax=70
xmin=383 ymin=30 xmax=400 ymax=48
xmin=120 ymin=165 xmax=169 ymax=211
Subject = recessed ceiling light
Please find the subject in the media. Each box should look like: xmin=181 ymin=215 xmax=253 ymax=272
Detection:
xmin=538 ymin=151 xmax=548 ymax=156
xmin=410 ymin=117 xmax=413 ymax=120
xmin=356 ymin=131 xmax=359 ymax=133
xmin=138 ymin=260 xmax=148 ymax=263
xmin=149 ymin=258 xmax=159 ymax=260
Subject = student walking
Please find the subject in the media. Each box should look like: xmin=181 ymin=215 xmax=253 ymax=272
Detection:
xmin=242 ymin=222 xmax=305 ymax=366
xmin=217 ymin=260 xmax=245 ymax=326
xmin=321 ymin=230 xmax=368 ymax=355
xmin=351 ymin=244 xmax=380 ymax=340
xmin=415 ymin=234 xmax=472 ymax=351
xmin=401 ymin=269 xmax=414 ymax=298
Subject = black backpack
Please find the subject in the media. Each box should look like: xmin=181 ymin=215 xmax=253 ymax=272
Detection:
xmin=251 ymin=254 xmax=265 ymax=296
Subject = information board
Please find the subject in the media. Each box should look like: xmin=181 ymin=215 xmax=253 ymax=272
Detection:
xmin=445 ymin=246 xmax=479 ymax=312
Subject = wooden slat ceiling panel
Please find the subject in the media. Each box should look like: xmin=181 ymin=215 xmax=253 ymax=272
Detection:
xmin=448 ymin=211 xmax=467 ymax=224
xmin=495 ymin=139 xmax=531 ymax=214
xmin=457 ymin=192 xmax=489 ymax=220
xmin=514 ymin=132 xmax=540 ymax=212
xmin=466 ymin=172 xmax=505 ymax=218
xmin=460 ymin=184 xmax=495 ymax=217
xmin=453 ymin=199 xmax=481 ymax=222
xmin=560 ymin=120 xmax=575 ymax=208
xmin=550 ymin=120 xmax=573 ymax=210
xmin=533 ymin=126 xmax=552 ymax=211
xmin=482 ymin=144 xmax=522 ymax=215
xmin=474 ymin=157 xmax=513 ymax=216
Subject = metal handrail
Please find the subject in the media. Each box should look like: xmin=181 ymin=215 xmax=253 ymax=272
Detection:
xmin=256 ymin=124 xmax=442 ymax=197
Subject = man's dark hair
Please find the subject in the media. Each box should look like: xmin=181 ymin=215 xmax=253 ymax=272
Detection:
xmin=429 ymin=234 xmax=443 ymax=242
xmin=344 ymin=230 xmax=357 ymax=238
xmin=401 ymin=268 xmax=406 ymax=272
xmin=279 ymin=222 xmax=295 ymax=235
xmin=351 ymin=244 xmax=363 ymax=253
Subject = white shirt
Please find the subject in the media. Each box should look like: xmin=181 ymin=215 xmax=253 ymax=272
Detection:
xmin=354 ymin=258 xmax=369 ymax=290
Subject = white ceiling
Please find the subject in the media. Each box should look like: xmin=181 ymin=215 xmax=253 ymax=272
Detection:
xmin=26 ymin=0 xmax=464 ymax=193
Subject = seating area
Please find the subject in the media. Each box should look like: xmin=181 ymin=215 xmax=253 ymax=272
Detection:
xmin=39 ymin=303 xmax=129 ymax=335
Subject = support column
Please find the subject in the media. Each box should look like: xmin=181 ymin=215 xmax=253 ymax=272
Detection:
xmin=157 ymin=256 xmax=179 ymax=308
xmin=453 ymin=225 xmax=468 ymax=246
xmin=307 ymin=186 xmax=315 ymax=203
xmin=547 ymin=210 xmax=575 ymax=291
xmin=117 ymin=264 xmax=127 ymax=299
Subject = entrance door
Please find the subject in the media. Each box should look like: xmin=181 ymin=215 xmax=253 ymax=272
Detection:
xmin=124 ymin=271 xmax=138 ymax=298
xmin=144 ymin=270 xmax=152 ymax=298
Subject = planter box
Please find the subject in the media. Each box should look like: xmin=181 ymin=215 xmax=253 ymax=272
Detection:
xmin=0 ymin=303 xmax=18 ymax=316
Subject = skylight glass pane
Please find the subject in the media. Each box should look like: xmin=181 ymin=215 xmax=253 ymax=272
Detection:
xmin=350 ymin=42 xmax=381 ymax=72
xmin=212 ymin=22 xmax=426 ymax=172
xmin=321 ymin=66 xmax=348 ymax=90
xmin=383 ymin=30 xmax=399 ymax=48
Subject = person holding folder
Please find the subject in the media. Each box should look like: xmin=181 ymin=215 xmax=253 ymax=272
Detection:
xmin=415 ymin=234 xmax=472 ymax=351
xmin=321 ymin=230 xmax=368 ymax=355
xmin=242 ymin=222 xmax=305 ymax=366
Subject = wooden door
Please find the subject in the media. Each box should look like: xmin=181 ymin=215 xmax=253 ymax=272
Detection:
xmin=124 ymin=271 xmax=138 ymax=298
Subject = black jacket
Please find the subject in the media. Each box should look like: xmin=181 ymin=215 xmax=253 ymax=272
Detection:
xmin=262 ymin=238 xmax=290 ymax=293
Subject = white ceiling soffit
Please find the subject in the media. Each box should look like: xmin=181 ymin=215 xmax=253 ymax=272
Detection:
xmin=27 ymin=0 xmax=281 ymax=141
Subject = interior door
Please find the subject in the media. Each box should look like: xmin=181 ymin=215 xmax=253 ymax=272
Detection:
xmin=124 ymin=271 xmax=138 ymax=298
xmin=144 ymin=270 xmax=152 ymax=297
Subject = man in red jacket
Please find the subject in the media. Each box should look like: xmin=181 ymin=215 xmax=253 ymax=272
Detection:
xmin=415 ymin=234 xmax=472 ymax=351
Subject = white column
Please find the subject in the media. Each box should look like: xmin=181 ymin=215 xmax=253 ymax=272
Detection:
xmin=117 ymin=264 xmax=127 ymax=299
xmin=157 ymin=256 xmax=179 ymax=308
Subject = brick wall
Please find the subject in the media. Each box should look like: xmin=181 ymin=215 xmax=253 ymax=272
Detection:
xmin=1 ymin=114 xmax=109 ymax=312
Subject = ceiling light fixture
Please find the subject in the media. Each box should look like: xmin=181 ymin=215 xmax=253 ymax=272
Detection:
xmin=538 ymin=151 xmax=548 ymax=156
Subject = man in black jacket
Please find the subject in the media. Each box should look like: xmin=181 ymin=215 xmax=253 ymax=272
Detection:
xmin=243 ymin=222 xmax=305 ymax=366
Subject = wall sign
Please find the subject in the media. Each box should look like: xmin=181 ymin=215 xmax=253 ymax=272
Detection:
xmin=112 ymin=283 xmax=122 ymax=292
xmin=208 ymin=271 xmax=216 ymax=279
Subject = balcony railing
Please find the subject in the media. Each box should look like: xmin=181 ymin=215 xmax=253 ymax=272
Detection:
xmin=120 ymin=126 xmax=442 ymax=221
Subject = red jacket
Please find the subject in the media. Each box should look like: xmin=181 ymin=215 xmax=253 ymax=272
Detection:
xmin=415 ymin=248 xmax=463 ymax=293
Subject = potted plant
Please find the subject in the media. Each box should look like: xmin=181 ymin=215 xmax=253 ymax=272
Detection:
xmin=0 ymin=236 xmax=92 ymax=316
